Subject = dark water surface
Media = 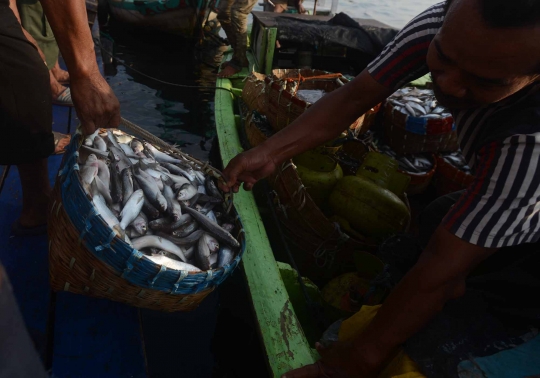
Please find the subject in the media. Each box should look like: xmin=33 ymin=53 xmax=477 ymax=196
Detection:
xmin=100 ymin=21 xmax=268 ymax=378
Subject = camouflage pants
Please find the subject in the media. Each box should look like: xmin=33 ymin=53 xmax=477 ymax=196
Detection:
xmin=216 ymin=0 xmax=257 ymax=67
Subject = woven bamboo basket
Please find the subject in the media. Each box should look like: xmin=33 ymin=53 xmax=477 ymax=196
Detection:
xmin=397 ymin=154 xmax=437 ymax=196
xmin=242 ymin=72 xmax=268 ymax=114
xmin=383 ymin=102 xmax=459 ymax=154
xmin=48 ymin=122 xmax=246 ymax=312
xmin=434 ymin=155 xmax=475 ymax=196
xmin=265 ymin=69 xmax=364 ymax=133
xmin=244 ymin=117 xmax=377 ymax=284
xmin=353 ymin=104 xmax=382 ymax=136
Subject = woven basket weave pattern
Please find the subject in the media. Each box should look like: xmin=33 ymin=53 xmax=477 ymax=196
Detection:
xmin=48 ymin=132 xmax=245 ymax=312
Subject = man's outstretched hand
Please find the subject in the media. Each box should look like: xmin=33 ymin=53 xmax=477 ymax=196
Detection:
xmin=220 ymin=145 xmax=278 ymax=193
xmin=71 ymin=68 xmax=121 ymax=136
xmin=282 ymin=341 xmax=379 ymax=378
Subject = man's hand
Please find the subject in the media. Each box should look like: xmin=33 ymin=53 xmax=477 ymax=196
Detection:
xmin=220 ymin=145 xmax=278 ymax=192
xmin=70 ymin=68 xmax=120 ymax=135
xmin=40 ymin=0 xmax=120 ymax=135
xmin=283 ymin=341 xmax=378 ymax=378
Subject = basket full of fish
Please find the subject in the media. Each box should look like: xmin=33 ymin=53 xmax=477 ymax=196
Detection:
xmin=383 ymin=87 xmax=459 ymax=154
xmin=378 ymin=144 xmax=437 ymax=195
xmin=48 ymin=124 xmax=245 ymax=312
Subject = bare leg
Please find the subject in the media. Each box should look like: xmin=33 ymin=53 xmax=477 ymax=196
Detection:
xmin=17 ymin=159 xmax=51 ymax=228
xmin=50 ymin=58 xmax=69 ymax=83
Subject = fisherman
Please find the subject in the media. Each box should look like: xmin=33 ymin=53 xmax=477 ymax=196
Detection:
xmin=215 ymin=0 xmax=258 ymax=78
xmin=1 ymin=0 xmax=120 ymax=235
xmin=221 ymin=0 xmax=540 ymax=376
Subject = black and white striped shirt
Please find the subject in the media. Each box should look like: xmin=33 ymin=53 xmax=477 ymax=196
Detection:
xmin=367 ymin=2 xmax=540 ymax=248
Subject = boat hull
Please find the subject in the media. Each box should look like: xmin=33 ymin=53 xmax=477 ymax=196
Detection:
xmin=107 ymin=0 xmax=215 ymax=36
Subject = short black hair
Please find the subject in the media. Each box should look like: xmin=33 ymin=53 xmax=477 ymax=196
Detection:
xmin=445 ymin=0 xmax=540 ymax=28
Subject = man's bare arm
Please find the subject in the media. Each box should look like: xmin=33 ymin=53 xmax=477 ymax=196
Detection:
xmin=39 ymin=0 xmax=120 ymax=133
xmin=221 ymin=70 xmax=392 ymax=191
xmin=352 ymin=227 xmax=498 ymax=371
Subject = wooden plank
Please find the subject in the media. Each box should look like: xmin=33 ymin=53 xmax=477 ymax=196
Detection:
xmin=214 ymin=76 xmax=316 ymax=377
xmin=265 ymin=27 xmax=278 ymax=75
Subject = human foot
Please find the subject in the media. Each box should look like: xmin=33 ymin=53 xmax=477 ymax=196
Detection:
xmin=53 ymin=132 xmax=71 ymax=154
xmin=51 ymin=60 xmax=70 ymax=84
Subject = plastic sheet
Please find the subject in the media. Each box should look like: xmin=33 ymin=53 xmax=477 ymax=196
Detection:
xmin=275 ymin=12 xmax=399 ymax=58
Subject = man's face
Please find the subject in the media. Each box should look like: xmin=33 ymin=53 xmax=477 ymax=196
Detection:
xmin=426 ymin=0 xmax=540 ymax=109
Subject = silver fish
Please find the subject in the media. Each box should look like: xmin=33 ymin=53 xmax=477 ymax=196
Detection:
xmin=217 ymin=245 xmax=235 ymax=268
xmin=181 ymin=205 xmax=240 ymax=248
xmin=221 ymin=223 xmax=234 ymax=233
xmin=160 ymin=163 xmax=196 ymax=182
xmin=121 ymin=168 xmax=134 ymax=206
xmin=81 ymin=154 xmax=99 ymax=187
xmin=107 ymin=130 xmax=122 ymax=150
xmin=130 ymin=213 xmax=147 ymax=236
xmin=162 ymin=183 xmax=182 ymax=221
xmin=120 ymin=189 xmax=144 ymax=230
xmin=171 ymin=221 xmax=198 ymax=238
xmin=178 ymin=184 xmax=198 ymax=201
xmin=115 ymin=134 xmax=133 ymax=144
xmin=157 ymin=229 xmax=204 ymax=246
xmin=131 ymin=139 xmax=144 ymax=154
xmin=132 ymin=235 xmax=187 ymax=261
xmin=91 ymin=182 xmax=123 ymax=237
xmin=146 ymin=254 xmax=200 ymax=272
xmin=96 ymin=160 xmax=110 ymax=190
xmin=95 ymin=175 xmax=113 ymax=205
xmin=143 ymin=142 xmax=183 ymax=164
xmin=205 ymin=178 xmax=223 ymax=201
xmin=93 ymin=135 xmax=107 ymax=152
xmin=84 ymin=129 xmax=99 ymax=146
xmin=134 ymin=170 xmax=167 ymax=212
xmin=197 ymin=233 xmax=213 ymax=270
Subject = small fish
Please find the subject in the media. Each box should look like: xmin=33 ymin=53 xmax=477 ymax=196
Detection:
xmin=91 ymin=182 xmax=123 ymax=237
xmin=81 ymin=154 xmax=99 ymax=188
xmin=181 ymin=205 xmax=240 ymax=248
xmin=121 ymin=168 xmax=134 ymax=206
xmin=197 ymin=185 xmax=207 ymax=194
xmin=93 ymin=135 xmax=108 ymax=152
xmin=162 ymin=183 xmax=182 ymax=221
xmin=84 ymin=129 xmax=99 ymax=146
xmin=131 ymin=139 xmax=144 ymax=154
xmin=221 ymin=223 xmax=234 ymax=233
xmin=95 ymin=175 xmax=114 ymax=205
xmin=119 ymin=190 xmax=144 ymax=230
xmin=115 ymin=134 xmax=133 ymax=144
xmin=107 ymin=130 xmax=122 ymax=150
xmin=130 ymin=213 xmax=147 ymax=236
xmin=134 ymin=169 xmax=167 ymax=212
xmin=143 ymin=142 xmax=184 ymax=164
xmin=160 ymin=163 xmax=196 ymax=182
xmin=177 ymin=184 xmax=198 ymax=201
xmin=156 ymin=229 xmax=204 ymax=246
xmin=404 ymin=103 xmax=416 ymax=117
xmin=132 ymin=235 xmax=187 ymax=261
xmin=96 ymin=160 xmax=110 ymax=190
xmin=205 ymin=178 xmax=223 ymax=200
xmin=197 ymin=233 xmax=218 ymax=270
xmin=146 ymin=255 xmax=200 ymax=272
xmin=109 ymin=152 xmax=123 ymax=204
xmin=217 ymin=245 xmax=235 ymax=268
xmin=172 ymin=221 xmax=199 ymax=238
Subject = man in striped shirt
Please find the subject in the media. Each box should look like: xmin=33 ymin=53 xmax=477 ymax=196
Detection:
xmin=222 ymin=0 xmax=540 ymax=376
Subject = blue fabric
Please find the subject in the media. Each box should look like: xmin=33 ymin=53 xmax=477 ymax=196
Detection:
xmin=458 ymin=334 xmax=540 ymax=378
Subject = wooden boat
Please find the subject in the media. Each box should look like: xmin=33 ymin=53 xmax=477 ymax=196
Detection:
xmin=214 ymin=11 xmax=396 ymax=376
xmin=106 ymin=0 xmax=216 ymax=36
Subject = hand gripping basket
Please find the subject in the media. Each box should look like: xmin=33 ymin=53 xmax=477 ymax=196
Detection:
xmin=48 ymin=123 xmax=245 ymax=312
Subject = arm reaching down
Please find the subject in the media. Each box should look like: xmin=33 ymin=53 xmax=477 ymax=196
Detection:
xmin=284 ymin=227 xmax=498 ymax=378
xmin=221 ymin=69 xmax=393 ymax=192
xmin=39 ymin=0 xmax=120 ymax=135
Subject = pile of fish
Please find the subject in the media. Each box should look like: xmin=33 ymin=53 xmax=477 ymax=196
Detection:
xmin=440 ymin=151 xmax=472 ymax=174
xmin=379 ymin=144 xmax=434 ymax=174
xmin=78 ymin=129 xmax=240 ymax=273
xmin=388 ymin=87 xmax=452 ymax=119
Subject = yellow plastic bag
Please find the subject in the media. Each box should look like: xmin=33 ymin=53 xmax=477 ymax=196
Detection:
xmin=338 ymin=305 xmax=426 ymax=378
